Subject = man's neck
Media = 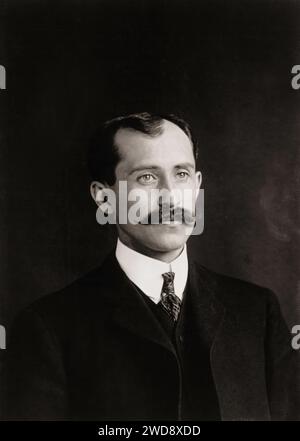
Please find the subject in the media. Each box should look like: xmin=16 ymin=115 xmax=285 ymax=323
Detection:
xmin=117 ymin=235 xmax=184 ymax=264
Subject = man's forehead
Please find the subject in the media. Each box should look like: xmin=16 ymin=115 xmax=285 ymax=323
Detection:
xmin=114 ymin=120 xmax=193 ymax=160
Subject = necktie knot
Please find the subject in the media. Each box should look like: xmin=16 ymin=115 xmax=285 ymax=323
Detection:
xmin=162 ymin=271 xmax=175 ymax=287
xmin=160 ymin=271 xmax=181 ymax=322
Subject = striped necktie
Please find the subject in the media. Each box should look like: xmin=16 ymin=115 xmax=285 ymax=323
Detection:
xmin=159 ymin=271 xmax=181 ymax=322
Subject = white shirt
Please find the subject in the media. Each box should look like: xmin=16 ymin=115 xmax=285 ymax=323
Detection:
xmin=115 ymin=238 xmax=188 ymax=304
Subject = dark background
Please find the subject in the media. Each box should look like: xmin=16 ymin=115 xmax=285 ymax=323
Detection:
xmin=0 ymin=0 xmax=299 ymax=383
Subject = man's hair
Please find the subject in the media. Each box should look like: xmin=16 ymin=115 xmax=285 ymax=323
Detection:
xmin=87 ymin=112 xmax=198 ymax=185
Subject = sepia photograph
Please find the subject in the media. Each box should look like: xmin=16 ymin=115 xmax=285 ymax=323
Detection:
xmin=0 ymin=0 xmax=299 ymax=426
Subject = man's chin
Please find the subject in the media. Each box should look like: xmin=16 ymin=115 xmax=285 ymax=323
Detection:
xmin=141 ymin=224 xmax=191 ymax=251
xmin=118 ymin=222 xmax=193 ymax=254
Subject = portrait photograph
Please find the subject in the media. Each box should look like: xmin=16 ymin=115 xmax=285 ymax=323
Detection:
xmin=0 ymin=0 xmax=299 ymax=427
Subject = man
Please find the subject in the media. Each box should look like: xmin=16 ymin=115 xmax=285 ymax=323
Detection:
xmin=2 ymin=113 xmax=298 ymax=420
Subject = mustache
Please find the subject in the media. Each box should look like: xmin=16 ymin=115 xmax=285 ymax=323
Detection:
xmin=139 ymin=206 xmax=195 ymax=225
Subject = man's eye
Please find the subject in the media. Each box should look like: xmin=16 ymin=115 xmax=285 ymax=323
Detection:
xmin=138 ymin=173 xmax=156 ymax=184
xmin=177 ymin=171 xmax=189 ymax=179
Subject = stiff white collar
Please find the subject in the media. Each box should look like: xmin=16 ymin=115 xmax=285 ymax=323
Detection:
xmin=115 ymin=238 xmax=188 ymax=304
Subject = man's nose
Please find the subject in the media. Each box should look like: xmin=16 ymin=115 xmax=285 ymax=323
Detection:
xmin=158 ymin=195 xmax=175 ymax=211
xmin=158 ymin=176 xmax=181 ymax=210
xmin=159 ymin=174 xmax=173 ymax=192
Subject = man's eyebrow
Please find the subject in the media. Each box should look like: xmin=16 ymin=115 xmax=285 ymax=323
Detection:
xmin=128 ymin=165 xmax=161 ymax=175
xmin=174 ymin=162 xmax=195 ymax=170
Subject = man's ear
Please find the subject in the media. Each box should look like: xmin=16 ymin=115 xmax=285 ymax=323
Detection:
xmin=195 ymin=171 xmax=202 ymax=198
xmin=90 ymin=181 xmax=108 ymax=206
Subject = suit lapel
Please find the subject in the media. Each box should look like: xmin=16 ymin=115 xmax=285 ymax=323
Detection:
xmin=99 ymin=252 xmax=177 ymax=356
xmin=188 ymin=260 xmax=270 ymax=420
xmin=187 ymin=260 xmax=226 ymax=349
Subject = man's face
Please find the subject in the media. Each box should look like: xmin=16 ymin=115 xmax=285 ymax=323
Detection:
xmin=112 ymin=120 xmax=202 ymax=254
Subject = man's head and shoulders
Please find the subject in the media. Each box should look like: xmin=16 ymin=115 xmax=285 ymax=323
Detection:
xmin=18 ymin=112 xmax=278 ymax=331
xmin=4 ymin=112 xmax=297 ymax=423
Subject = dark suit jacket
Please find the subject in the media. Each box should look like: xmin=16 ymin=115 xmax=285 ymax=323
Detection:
xmin=2 ymin=251 xmax=299 ymax=420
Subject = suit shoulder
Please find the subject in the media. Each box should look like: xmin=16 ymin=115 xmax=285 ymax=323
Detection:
xmin=191 ymin=260 xmax=275 ymax=309
xmin=18 ymin=260 xmax=110 ymax=327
